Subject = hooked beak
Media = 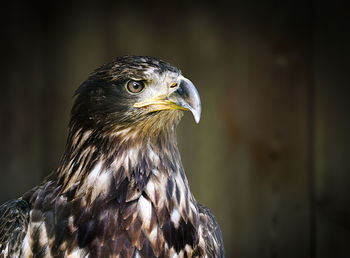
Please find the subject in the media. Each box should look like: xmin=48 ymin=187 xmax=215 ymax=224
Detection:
xmin=133 ymin=77 xmax=202 ymax=123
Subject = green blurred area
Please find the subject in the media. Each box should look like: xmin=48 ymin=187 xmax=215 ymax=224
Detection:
xmin=1 ymin=1 xmax=349 ymax=257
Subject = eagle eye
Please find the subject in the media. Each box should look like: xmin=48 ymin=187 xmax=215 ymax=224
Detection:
xmin=126 ymin=80 xmax=145 ymax=94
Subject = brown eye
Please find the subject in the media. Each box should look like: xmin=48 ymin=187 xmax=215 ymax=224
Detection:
xmin=126 ymin=80 xmax=144 ymax=94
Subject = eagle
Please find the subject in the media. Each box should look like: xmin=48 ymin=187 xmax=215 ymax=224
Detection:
xmin=0 ymin=56 xmax=224 ymax=257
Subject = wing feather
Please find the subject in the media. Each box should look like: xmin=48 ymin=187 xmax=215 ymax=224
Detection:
xmin=198 ymin=203 xmax=225 ymax=258
xmin=0 ymin=199 xmax=30 ymax=257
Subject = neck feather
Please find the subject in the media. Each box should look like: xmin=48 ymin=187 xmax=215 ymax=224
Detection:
xmin=49 ymin=121 xmax=198 ymax=228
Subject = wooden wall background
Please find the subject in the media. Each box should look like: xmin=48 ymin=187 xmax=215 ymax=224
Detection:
xmin=1 ymin=1 xmax=349 ymax=257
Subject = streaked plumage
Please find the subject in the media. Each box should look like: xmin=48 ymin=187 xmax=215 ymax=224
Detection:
xmin=0 ymin=56 xmax=224 ymax=257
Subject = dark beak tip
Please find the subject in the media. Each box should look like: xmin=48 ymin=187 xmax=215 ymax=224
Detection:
xmin=191 ymin=105 xmax=201 ymax=124
xmin=170 ymin=77 xmax=202 ymax=124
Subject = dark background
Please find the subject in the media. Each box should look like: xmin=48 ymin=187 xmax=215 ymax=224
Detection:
xmin=1 ymin=1 xmax=349 ymax=257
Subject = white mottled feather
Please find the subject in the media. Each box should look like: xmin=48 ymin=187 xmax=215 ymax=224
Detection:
xmin=138 ymin=195 xmax=152 ymax=229
xmin=170 ymin=209 xmax=181 ymax=229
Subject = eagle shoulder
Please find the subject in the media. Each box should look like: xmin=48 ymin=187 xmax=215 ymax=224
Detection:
xmin=196 ymin=203 xmax=225 ymax=258
xmin=0 ymin=199 xmax=30 ymax=257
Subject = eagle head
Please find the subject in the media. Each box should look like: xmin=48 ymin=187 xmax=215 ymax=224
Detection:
xmin=70 ymin=56 xmax=201 ymax=135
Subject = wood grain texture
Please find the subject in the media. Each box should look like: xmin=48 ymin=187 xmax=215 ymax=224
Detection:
xmin=313 ymin=2 xmax=350 ymax=257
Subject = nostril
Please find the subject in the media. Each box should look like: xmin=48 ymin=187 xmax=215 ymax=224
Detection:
xmin=170 ymin=82 xmax=178 ymax=88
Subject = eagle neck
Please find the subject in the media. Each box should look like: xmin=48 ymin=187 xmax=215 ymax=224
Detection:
xmin=47 ymin=124 xmax=200 ymax=251
xmin=53 ymin=124 xmax=193 ymax=205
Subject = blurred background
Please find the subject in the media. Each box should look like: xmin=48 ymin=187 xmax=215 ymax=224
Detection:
xmin=1 ymin=0 xmax=349 ymax=257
